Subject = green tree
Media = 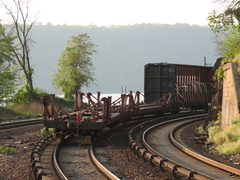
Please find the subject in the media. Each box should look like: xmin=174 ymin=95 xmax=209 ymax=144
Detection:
xmin=208 ymin=0 xmax=240 ymax=79
xmin=52 ymin=34 xmax=97 ymax=100
xmin=208 ymin=0 xmax=240 ymax=35
xmin=0 ymin=26 xmax=17 ymax=103
xmin=1 ymin=0 xmax=37 ymax=98
xmin=220 ymin=28 xmax=240 ymax=61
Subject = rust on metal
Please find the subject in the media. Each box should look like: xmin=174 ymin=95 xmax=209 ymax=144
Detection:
xmin=41 ymin=91 xmax=165 ymax=133
xmin=144 ymin=63 xmax=215 ymax=110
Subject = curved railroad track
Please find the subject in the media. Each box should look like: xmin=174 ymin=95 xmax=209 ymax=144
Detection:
xmin=170 ymin=119 xmax=240 ymax=178
xmin=128 ymin=114 xmax=239 ymax=179
xmin=56 ymin=135 xmax=107 ymax=179
xmin=93 ymin=116 xmax=174 ymax=179
xmin=32 ymin=129 xmax=128 ymax=179
xmin=32 ymin=125 xmax=125 ymax=179
xmin=32 ymin=112 xmax=240 ymax=180
xmin=32 ymin=115 xmax=174 ymax=179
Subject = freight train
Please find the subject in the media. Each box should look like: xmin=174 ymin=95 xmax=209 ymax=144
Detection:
xmin=41 ymin=63 xmax=214 ymax=139
xmin=144 ymin=63 xmax=214 ymax=112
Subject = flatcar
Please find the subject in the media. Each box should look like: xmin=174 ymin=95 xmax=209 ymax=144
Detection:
xmin=41 ymin=62 xmax=215 ymax=139
xmin=144 ymin=63 xmax=214 ymax=112
xmin=41 ymin=91 xmax=168 ymax=139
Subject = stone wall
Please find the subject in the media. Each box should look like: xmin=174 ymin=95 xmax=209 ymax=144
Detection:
xmin=221 ymin=62 xmax=240 ymax=129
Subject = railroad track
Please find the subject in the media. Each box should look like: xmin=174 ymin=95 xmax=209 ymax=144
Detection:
xmin=32 ymin=115 xmax=171 ymax=179
xmin=32 ymin=126 xmax=124 ymax=179
xmin=31 ymin=134 xmax=60 ymax=179
xmin=0 ymin=119 xmax=42 ymax=131
xmin=32 ymin=131 xmax=126 ymax=179
xmin=32 ymin=113 xmax=187 ymax=179
xmin=170 ymin=119 xmax=240 ymax=178
xmin=55 ymin=117 xmax=151 ymax=179
xmin=128 ymin=113 xmax=240 ymax=179
xmin=57 ymin=135 xmax=108 ymax=179
xmin=93 ymin=117 xmax=174 ymax=179
xmin=32 ymin=112 xmax=239 ymax=179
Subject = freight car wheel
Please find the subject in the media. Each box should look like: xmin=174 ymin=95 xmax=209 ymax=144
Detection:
xmin=171 ymin=105 xmax=180 ymax=114
xmin=121 ymin=117 xmax=129 ymax=125
xmin=55 ymin=129 xmax=66 ymax=140
xmin=55 ymin=129 xmax=60 ymax=138
xmin=155 ymin=111 xmax=164 ymax=117
xmin=60 ymin=132 xmax=65 ymax=141
xmin=91 ymin=130 xmax=99 ymax=142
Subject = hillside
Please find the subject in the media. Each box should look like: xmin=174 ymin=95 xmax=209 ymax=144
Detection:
xmin=30 ymin=23 xmax=218 ymax=94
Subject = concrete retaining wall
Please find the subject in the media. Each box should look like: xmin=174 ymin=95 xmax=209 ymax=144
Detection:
xmin=221 ymin=62 xmax=240 ymax=129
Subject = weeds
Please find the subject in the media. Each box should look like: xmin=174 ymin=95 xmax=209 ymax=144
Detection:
xmin=207 ymin=115 xmax=240 ymax=155
xmin=207 ymin=125 xmax=222 ymax=143
xmin=1 ymin=96 xmax=75 ymax=119
xmin=0 ymin=106 xmax=20 ymax=119
xmin=0 ymin=144 xmax=16 ymax=156
xmin=40 ymin=128 xmax=54 ymax=137
xmin=196 ymin=124 xmax=205 ymax=133
xmin=6 ymin=101 xmax=43 ymax=116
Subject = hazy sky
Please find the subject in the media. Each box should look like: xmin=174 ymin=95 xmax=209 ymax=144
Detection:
xmin=27 ymin=0 xmax=217 ymax=26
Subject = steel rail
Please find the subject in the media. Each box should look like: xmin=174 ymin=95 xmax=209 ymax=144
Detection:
xmin=32 ymin=134 xmax=70 ymax=180
xmin=32 ymin=112 xmax=209 ymax=179
xmin=32 ymin=115 xmax=149 ymax=179
xmin=128 ymin=113 xmax=213 ymax=180
xmin=0 ymin=119 xmax=42 ymax=130
xmin=52 ymin=135 xmax=121 ymax=179
xmin=52 ymin=137 xmax=69 ymax=180
xmin=89 ymin=141 xmax=120 ymax=180
xmin=0 ymin=115 xmax=42 ymax=123
xmin=170 ymin=120 xmax=240 ymax=177
xmin=50 ymin=134 xmax=119 ymax=180
xmin=88 ymin=115 xmax=157 ymax=180
xmin=141 ymin=114 xmax=212 ymax=180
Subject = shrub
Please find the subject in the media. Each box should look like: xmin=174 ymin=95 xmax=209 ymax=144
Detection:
xmin=0 ymin=144 xmax=16 ymax=155
xmin=206 ymin=120 xmax=217 ymax=131
xmin=196 ymin=124 xmax=205 ymax=133
xmin=207 ymin=125 xmax=222 ymax=143
xmin=231 ymin=115 xmax=240 ymax=126
xmin=13 ymin=86 xmax=49 ymax=105
xmin=40 ymin=128 xmax=54 ymax=137
xmin=54 ymin=96 xmax=74 ymax=111
xmin=225 ymin=132 xmax=236 ymax=142
xmin=213 ymin=131 xmax=226 ymax=145
xmin=216 ymin=140 xmax=240 ymax=155
xmin=207 ymin=115 xmax=240 ymax=155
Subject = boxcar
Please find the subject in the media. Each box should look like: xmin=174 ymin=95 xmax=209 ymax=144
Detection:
xmin=144 ymin=63 xmax=214 ymax=111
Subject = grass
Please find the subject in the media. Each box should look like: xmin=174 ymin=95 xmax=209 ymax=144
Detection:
xmin=0 ymin=106 xmax=21 ymax=119
xmin=207 ymin=115 xmax=240 ymax=155
xmin=7 ymin=101 xmax=43 ymax=116
xmin=0 ymin=101 xmax=43 ymax=120
xmin=0 ymin=97 xmax=75 ymax=120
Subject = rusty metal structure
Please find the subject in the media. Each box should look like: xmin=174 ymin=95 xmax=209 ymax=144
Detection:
xmin=41 ymin=91 xmax=171 ymax=138
xmin=144 ymin=63 xmax=214 ymax=112
xmin=41 ymin=63 xmax=214 ymax=139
